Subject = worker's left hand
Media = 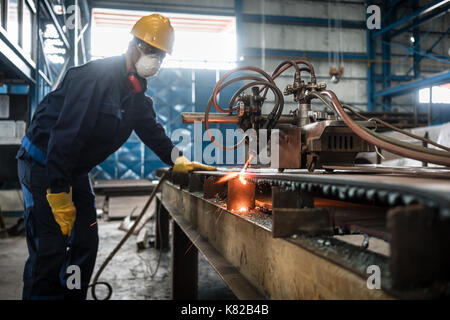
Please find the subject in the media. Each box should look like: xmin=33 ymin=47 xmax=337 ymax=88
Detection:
xmin=172 ymin=155 xmax=216 ymax=173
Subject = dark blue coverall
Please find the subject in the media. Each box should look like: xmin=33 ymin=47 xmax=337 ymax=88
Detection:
xmin=16 ymin=55 xmax=177 ymax=299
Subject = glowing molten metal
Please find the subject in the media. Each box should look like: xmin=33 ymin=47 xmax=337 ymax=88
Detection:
xmin=224 ymin=156 xmax=255 ymax=213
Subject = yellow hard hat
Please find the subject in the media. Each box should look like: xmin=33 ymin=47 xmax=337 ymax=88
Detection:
xmin=131 ymin=14 xmax=175 ymax=54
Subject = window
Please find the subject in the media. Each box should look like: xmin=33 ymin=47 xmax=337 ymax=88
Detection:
xmin=22 ymin=1 xmax=33 ymax=57
xmin=42 ymin=23 xmax=66 ymax=64
xmin=7 ymin=0 xmax=18 ymax=44
xmin=419 ymin=84 xmax=450 ymax=104
xmin=91 ymin=8 xmax=237 ymax=70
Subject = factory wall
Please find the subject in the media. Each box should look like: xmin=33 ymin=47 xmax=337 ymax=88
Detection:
xmin=240 ymin=0 xmax=369 ymax=112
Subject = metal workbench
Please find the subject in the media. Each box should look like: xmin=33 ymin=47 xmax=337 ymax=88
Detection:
xmin=155 ymin=167 xmax=450 ymax=300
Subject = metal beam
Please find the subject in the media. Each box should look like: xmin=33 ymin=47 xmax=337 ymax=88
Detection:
xmin=372 ymin=0 xmax=450 ymax=38
xmin=406 ymin=27 xmax=450 ymax=75
xmin=242 ymin=14 xmax=365 ymax=29
xmin=92 ymin=0 xmax=234 ymax=16
xmin=366 ymin=0 xmax=376 ymax=111
xmin=0 ymin=29 xmax=35 ymax=82
xmin=386 ymin=41 xmax=450 ymax=65
xmin=171 ymin=220 xmax=198 ymax=300
xmin=243 ymin=48 xmax=367 ymax=60
xmin=41 ymin=0 xmax=71 ymax=49
xmin=161 ymin=181 xmax=392 ymax=299
xmin=412 ymin=0 xmax=421 ymax=78
xmin=374 ymin=71 xmax=450 ymax=98
xmin=381 ymin=0 xmax=392 ymax=111
xmin=0 ymin=84 xmax=30 ymax=94
xmin=388 ymin=0 xmax=407 ymax=8
xmin=161 ymin=192 xmax=264 ymax=300
xmin=390 ymin=3 xmax=450 ymax=38
xmin=38 ymin=29 xmax=53 ymax=83
xmin=374 ymin=75 xmax=414 ymax=81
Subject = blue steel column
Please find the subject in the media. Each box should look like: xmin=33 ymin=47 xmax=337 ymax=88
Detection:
xmin=381 ymin=0 xmax=392 ymax=111
xmin=412 ymin=0 xmax=420 ymax=78
xmin=366 ymin=0 xmax=376 ymax=111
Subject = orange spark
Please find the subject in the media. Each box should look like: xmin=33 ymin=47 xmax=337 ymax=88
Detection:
xmin=216 ymin=155 xmax=254 ymax=184
xmin=216 ymin=171 xmax=239 ymax=184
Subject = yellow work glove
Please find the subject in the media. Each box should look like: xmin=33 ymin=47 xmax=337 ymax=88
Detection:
xmin=172 ymin=156 xmax=216 ymax=173
xmin=46 ymin=188 xmax=76 ymax=236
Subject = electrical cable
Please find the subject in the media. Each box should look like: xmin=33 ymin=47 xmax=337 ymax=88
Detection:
xmin=136 ymin=187 xmax=164 ymax=278
xmin=89 ymin=171 xmax=170 ymax=300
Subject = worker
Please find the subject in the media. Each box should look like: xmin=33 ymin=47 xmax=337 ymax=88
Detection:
xmin=16 ymin=14 xmax=214 ymax=300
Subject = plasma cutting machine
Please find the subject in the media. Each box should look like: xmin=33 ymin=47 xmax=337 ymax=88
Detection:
xmin=158 ymin=59 xmax=450 ymax=300
xmin=182 ymin=60 xmax=450 ymax=170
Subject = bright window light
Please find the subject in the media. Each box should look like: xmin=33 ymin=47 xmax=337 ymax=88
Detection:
xmin=419 ymin=84 xmax=450 ymax=104
xmin=418 ymin=87 xmax=430 ymax=103
xmin=43 ymin=24 xmax=66 ymax=64
xmin=91 ymin=8 xmax=237 ymax=70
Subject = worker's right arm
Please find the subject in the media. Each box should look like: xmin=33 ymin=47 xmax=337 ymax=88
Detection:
xmin=46 ymin=66 xmax=106 ymax=192
xmin=134 ymin=96 xmax=179 ymax=166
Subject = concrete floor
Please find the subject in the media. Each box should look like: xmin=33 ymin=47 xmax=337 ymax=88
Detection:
xmin=0 ymin=216 xmax=235 ymax=300
xmin=0 ymin=217 xmax=28 ymax=300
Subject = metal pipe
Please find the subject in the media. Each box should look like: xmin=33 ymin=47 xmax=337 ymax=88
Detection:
xmin=183 ymin=113 xmax=240 ymax=124
xmin=74 ymin=0 xmax=79 ymax=66
xmin=182 ymin=112 xmax=296 ymax=124
xmin=51 ymin=55 xmax=71 ymax=90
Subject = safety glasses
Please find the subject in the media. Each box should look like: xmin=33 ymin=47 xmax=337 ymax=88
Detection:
xmin=136 ymin=39 xmax=166 ymax=59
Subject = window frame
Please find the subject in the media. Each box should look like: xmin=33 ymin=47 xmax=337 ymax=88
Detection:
xmin=20 ymin=0 xmax=36 ymax=60
xmin=1 ymin=0 xmax=8 ymax=30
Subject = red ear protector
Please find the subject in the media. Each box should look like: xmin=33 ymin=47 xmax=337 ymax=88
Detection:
xmin=126 ymin=73 xmax=146 ymax=94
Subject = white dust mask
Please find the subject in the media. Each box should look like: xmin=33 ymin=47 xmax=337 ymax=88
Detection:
xmin=135 ymin=47 xmax=162 ymax=78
